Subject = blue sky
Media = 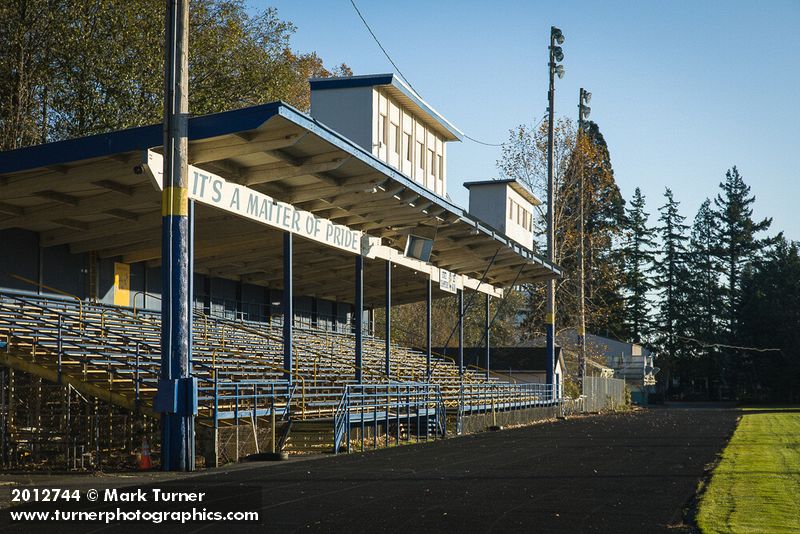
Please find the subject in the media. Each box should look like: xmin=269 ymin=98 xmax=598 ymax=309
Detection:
xmin=255 ymin=0 xmax=799 ymax=240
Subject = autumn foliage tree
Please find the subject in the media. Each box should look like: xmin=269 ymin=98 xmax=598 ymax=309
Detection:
xmin=0 ymin=0 xmax=349 ymax=149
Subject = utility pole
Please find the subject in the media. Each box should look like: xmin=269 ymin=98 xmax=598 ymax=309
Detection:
xmin=545 ymin=26 xmax=565 ymax=400
xmin=158 ymin=0 xmax=194 ymax=471
xmin=577 ymin=88 xmax=592 ymax=394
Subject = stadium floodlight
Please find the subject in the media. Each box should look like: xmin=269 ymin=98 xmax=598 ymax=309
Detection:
xmin=579 ymin=88 xmax=591 ymax=124
xmin=545 ymin=25 xmax=565 ymax=397
xmin=402 ymin=225 xmax=437 ymax=262
xmin=404 ymin=234 xmax=433 ymax=262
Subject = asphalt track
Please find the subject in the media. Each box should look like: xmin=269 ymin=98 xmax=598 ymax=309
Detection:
xmin=3 ymin=406 xmax=740 ymax=534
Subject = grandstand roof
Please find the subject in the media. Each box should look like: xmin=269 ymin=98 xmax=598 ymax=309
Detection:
xmin=0 ymin=101 xmax=560 ymax=306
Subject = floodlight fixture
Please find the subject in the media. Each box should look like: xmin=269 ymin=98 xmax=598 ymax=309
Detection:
xmin=555 ymin=65 xmax=565 ymax=79
xmin=552 ymin=46 xmax=564 ymax=62
xmin=551 ymin=26 xmax=564 ymax=45
xmin=582 ymin=91 xmax=592 ymax=104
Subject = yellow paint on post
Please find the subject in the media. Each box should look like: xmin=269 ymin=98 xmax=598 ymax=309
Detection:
xmin=162 ymin=186 xmax=189 ymax=216
xmin=114 ymin=262 xmax=131 ymax=306
xmin=545 ymin=312 xmax=554 ymax=324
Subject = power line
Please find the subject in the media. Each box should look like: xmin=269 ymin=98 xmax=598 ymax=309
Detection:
xmin=676 ymin=335 xmax=782 ymax=354
xmin=349 ymin=0 xmax=415 ymax=92
xmin=463 ymin=134 xmax=504 ymax=147
xmin=349 ymin=0 xmax=505 ymax=148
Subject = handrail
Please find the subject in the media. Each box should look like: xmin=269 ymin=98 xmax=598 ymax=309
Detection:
xmin=0 ymin=289 xmax=219 ymax=379
xmin=210 ymin=314 xmax=389 ymax=383
xmin=4 ymin=273 xmax=85 ymax=327
xmin=219 ymin=342 xmax=308 ymax=418
xmin=0 ymin=299 xmax=161 ymax=387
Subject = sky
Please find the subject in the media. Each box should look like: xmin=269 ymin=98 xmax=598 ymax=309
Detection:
xmin=254 ymin=0 xmax=800 ymax=241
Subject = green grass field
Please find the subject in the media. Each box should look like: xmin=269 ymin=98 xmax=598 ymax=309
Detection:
xmin=696 ymin=407 xmax=800 ymax=533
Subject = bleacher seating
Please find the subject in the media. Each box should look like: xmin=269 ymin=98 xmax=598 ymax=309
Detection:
xmin=0 ymin=289 xmax=552 ymax=462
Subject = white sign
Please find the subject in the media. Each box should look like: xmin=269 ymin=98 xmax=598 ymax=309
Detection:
xmin=439 ymin=268 xmax=459 ymax=294
xmin=143 ymin=150 xmax=379 ymax=257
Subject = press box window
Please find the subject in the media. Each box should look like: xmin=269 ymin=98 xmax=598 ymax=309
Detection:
xmin=393 ymin=123 xmax=401 ymax=156
xmin=378 ymin=114 xmax=387 ymax=147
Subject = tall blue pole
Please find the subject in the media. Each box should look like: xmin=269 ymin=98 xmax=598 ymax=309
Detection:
xmin=355 ymin=256 xmax=363 ymax=383
xmin=283 ymin=232 xmax=293 ymax=383
xmin=385 ymin=261 xmax=391 ymax=378
xmin=159 ymin=0 xmax=193 ymax=472
xmin=457 ymin=289 xmax=464 ymax=377
xmin=485 ymin=293 xmax=490 ymax=380
xmin=426 ymin=278 xmax=432 ymax=380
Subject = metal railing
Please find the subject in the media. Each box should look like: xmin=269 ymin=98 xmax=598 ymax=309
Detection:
xmin=334 ymin=383 xmax=445 ymax=454
xmin=456 ymin=382 xmax=555 ymax=433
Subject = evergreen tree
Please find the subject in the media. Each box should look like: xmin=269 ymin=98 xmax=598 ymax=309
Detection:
xmin=621 ymin=187 xmax=656 ymax=343
xmin=654 ymin=188 xmax=690 ymax=362
xmin=712 ymin=166 xmax=773 ymax=334
xmin=684 ymin=200 xmax=724 ymax=361
xmin=579 ymin=122 xmax=626 ymax=339
xmin=737 ymin=236 xmax=800 ymax=401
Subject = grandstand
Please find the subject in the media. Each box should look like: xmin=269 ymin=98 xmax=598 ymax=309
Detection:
xmin=0 ymin=74 xmax=561 ymax=469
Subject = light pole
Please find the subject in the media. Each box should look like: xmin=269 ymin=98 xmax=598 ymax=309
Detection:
xmin=545 ymin=26 xmax=564 ymax=400
xmin=577 ymin=88 xmax=591 ymax=394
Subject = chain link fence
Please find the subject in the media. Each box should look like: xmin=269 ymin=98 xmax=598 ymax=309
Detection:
xmin=561 ymin=377 xmax=627 ymax=415
xmin=583 ymin=376 xmax=626 ymax=412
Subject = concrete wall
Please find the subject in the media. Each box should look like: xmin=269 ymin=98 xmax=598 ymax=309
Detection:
xmin=466 ymin=183 xmax=534 ymax=249
xmin=310 ymin=86 xmax=374 ymax=151
xmin=467 ymin=182 xmax=506 ymax=233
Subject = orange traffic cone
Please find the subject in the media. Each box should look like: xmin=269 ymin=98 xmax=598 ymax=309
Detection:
xmin=138 ymin=437 xmax=152 ymax=470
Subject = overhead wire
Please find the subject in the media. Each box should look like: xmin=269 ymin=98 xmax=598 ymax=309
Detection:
xmin=349 ymin=0 xmax=507 ymax=148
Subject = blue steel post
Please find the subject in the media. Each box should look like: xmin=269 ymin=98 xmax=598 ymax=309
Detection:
xmin=385 ymin=261 xmax=391 ymax=377
xmin=187 ymin=199 xmax=195 ymax=462
xmin=158 ymin=0 xmax=194 ymax=472
xmin=283 ymin=232 xmax=293 ymax=383
xmin=485 ymin=294 xmax=490 ymax=380
xmin=457 ymin=289 xmax=464 ymax=376
xmin=426 ymin=278 xmax=432 ymax=380
xmin=355 ymin=255 xmax=363 ymax=383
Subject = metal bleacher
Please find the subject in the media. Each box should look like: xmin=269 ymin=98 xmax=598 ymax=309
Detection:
xmin=0 ymin=289 xmax=554 ymax=462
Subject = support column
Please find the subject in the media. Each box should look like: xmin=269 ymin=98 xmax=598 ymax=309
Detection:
xmin=457 ymin=289 xmax=464 ymax=377
xmin=385 ymin=261 xmax=391 ymax=378
xmin=355 ymin=256 xmax=364 ymax=383
xmin=283 ymin=232 xmax=293 ymax=383
xmin=426 ymin=278 xmax=432 ymax=380
xmin=187 ymin=200 xmax=195 ymax=462
xmin=545 ymin=285 xmax=555 ymax=397
xmin=485 ymin=294 xmax=491 ymax=380
xmin=158 ymin=0 xmax=193 ymax=472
